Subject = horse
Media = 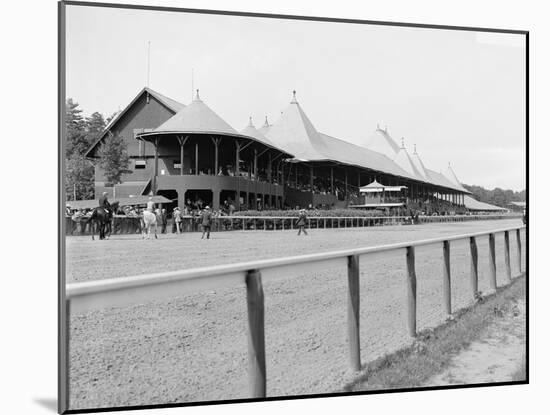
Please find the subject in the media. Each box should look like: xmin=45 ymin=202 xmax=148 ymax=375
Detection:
xmin=141 ymin=209 xmax=158 ymax=239
xmin=89 ymin=201 xmax=119 ymax=240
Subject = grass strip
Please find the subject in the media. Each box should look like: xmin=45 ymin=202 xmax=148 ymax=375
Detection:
xmin=345 ymin=274 xmax=526 ymax=392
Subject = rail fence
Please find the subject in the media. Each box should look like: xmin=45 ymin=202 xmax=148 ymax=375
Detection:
xmin=65 ymin=213 xmax=521 ymax=235
xmin=65 ymin=224 xmax=526 ymax=399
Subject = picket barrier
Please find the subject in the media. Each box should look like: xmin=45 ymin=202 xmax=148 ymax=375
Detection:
xmin=65 ymin=225 xmax=526 ymax=399
xmin=65 ymin=213 xmax=521 ymax=235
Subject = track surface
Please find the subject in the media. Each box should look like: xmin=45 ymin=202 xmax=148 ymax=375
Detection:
xmin=66 ymin=219 xmax=526 ymax=410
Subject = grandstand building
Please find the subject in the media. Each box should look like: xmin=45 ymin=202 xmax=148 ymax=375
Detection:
xmin=86 ymin=87 xmax=472 ymax=212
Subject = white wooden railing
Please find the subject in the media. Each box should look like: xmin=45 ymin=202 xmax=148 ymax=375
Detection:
xmin=65 ymin=225 xmax=525 ymax=398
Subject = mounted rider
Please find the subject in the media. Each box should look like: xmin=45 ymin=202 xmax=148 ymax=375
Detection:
xmin=146 ymin=196 xmax=155 ymax=212
xmin=98 ymin=191 xmax=111 ymax=214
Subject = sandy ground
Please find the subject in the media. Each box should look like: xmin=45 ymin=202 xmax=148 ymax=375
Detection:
xmin=425 ymin=298 xmax=526 ymax=386
xmin=66 ymin=219 xmax=526 ymax=410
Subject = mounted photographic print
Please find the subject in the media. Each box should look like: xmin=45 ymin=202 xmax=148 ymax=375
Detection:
xmin=59 ymin=1 xmax=528 ymax=413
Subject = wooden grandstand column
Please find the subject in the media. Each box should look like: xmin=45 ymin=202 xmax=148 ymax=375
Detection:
xmin=254 ymin=149 xmax=258 ymax=181
xmin=331 ymin=167 xmax=334 ymax=194
xmin=310 ymin=166 xmax=314 ymax=194
xmin=211 ymin=136 xmax=221 ymax=176
xmin=235 ymin=141 xmax=241 ymax=176
xmin=345 ymin=170 xmax=348 ymax=198
xmin=152 ymin=137 xmax=159 ymax=194
xmin=194 ymin=142 xmax=199 ymax=175
xmin=177 ymin=136 xmax=189 ymax=176
xmin=267 ymin=153 xmax=272 ymax=183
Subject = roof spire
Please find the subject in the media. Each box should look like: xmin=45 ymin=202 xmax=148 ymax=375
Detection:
xmin=263 ymin=115 xmax=269 ymax=127
xmin=248 ymin=116 xmax=253 ymax=127
xmin=291 ymin=90 xmax=297 ymax=104
xmin=401 ymin=137 xmax=405 ymax=149
xmin=195 ymin=89 xmax=201 ymax=101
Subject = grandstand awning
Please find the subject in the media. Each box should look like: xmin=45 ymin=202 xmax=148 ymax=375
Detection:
xmin=360 ymin=180 xmax=407 ymax=193
xmin=66 ymin=195 xmax=172 ymax=210
xmin=349 ymin=202 xmax=404 ymax=208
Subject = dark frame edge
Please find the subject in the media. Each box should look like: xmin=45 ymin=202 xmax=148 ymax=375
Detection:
xmin=57 ymin=2 xmax=529 ymax=413
xmin=62 ymin=0 xmax=528 ymax=35
xmin=59 ymin=1 xmax=69 ymax=414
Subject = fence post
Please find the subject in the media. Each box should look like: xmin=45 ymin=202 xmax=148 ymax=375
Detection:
xmin=442 ymin=240 xmax=452 ymax=315
xmin=470 ymin=237 xmax=479 ymax=299
xmin=504 ymin=231 xmax=512 ymax=281
xmin=488 ymin=233 xmax=497 ymax=290
xmin=347 ymin=255 xmax=361 ymax=371
xmin=245 ymin=269 xmax=266 ymax=398
xmin=516 ymin=229 xmax=522 ymax=273
xmin=406 ymin=246 xmax=417 ymax=337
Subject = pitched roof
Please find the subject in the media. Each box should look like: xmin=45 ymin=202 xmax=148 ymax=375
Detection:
xmin=257 ymin=116 xmax=272 ymax=135
xmin=410 ymin=145 xmax=429 ymax=180
xmin=425 ymin=168 xmax=469 ymax=192
xmin=153 ymin=90 xmax=239 ymax=136
xmin=443 ymin=163 xmax=469 ymax=192
xmin=464 ymin=195 xmax=507 ymax=211
xmin=393 ymin=139 xmax=424 ymax=179
xmin=240 ymin=117 xmax=276 ymax=147
xmin=146 ymin=88 xmax=186 ymax=113
xmin=264 ymin=92 xmax=418 ymax=179
xmin=316 ymin=132 xmax=417 ymax=179
xmin=264 ymin=92 xmax=328 ymax=160
xmin=85 ymin=87 xmax=185 ymax=157
xmin=364 ymin=126 xmax=400 ymax=157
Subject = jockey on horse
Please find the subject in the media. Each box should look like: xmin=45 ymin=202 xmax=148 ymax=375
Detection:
xmin=99 ymin=191 xmax=111 ymax=214
xmin=90 ymin=191 xmax=115 ymax=240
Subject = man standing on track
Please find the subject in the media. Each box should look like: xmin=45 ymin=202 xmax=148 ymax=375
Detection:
xmin=200 ymin=206 xmax=213 ymax=239
xmin=296 ymin=208 xmax=308 ymax=236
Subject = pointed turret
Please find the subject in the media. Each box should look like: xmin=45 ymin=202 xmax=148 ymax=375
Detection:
xmin=153 ymin=89 xmax=239 ymax=135
xmin=443 ymin=162 xmax=469 ymax=192
xmin=364 ymin=125 xmax=400 ymax=158
xmin=240 ymin=116 xmax=275 ymax=146
xmin=393 ymin=138 xmax=424 ymax=179
xmin=410 ymin=144 xmax=429 ymax=180
xmin=264 ymin=90 xmax=328 ymax=159
xmin=258 ymin=115 xmax=271 ymax=135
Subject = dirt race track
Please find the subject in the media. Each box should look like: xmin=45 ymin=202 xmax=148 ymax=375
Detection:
xmin=66 ymin=219 xmax=526 ymax=410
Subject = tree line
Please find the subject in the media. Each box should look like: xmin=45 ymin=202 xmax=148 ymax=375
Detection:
xmin=65 ymin=99 xmax=130 ymax=200
xmin=461 ymin=184 xmax=526 ymax=208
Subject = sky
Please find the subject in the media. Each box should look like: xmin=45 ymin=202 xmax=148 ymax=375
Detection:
xmin=65 ymin=4 xmax=526 ymax=191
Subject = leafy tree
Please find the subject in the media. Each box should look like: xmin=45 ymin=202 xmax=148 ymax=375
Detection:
xmin=66 ymin=153 xmax=95 ymax=200
xmin=97 ymin=132 xmax=132 ymax=187
xmin=85 ymin=111 xmax=107 ymax=143
xmin=65 ymin=98 xmax=89 ymax=158
xmin=462 ymin=183 xmax=526 ymax=207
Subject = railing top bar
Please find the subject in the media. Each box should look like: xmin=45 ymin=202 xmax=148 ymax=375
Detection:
xmin=162 ymin=214 xmax=521 ymax=223
xmin=66 ymin=225 xmax=525 ymax=301
xmin=159 ymin=214 xmax=516 ymax=220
